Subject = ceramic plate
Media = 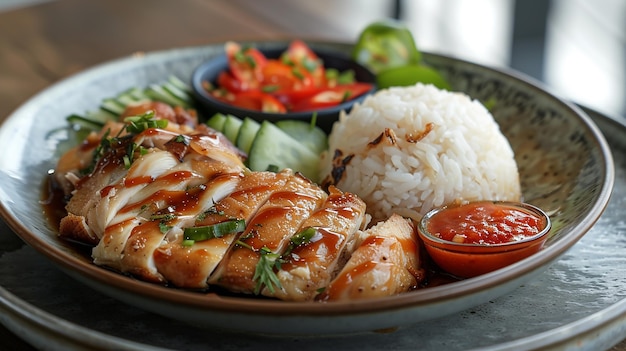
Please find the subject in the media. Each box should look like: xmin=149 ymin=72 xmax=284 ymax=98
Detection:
xmin=0 ymin=42 xmax=614 ymax=335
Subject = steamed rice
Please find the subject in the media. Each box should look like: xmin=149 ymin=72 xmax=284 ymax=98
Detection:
xmin=319 ymin=83 xmax=521 ymax=222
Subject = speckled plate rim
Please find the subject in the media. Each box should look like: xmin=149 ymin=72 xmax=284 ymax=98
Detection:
xmin=0 ymin=285 xmax=166 ymax=351
xmin=0 ymin=43 xmax=615 ymax=334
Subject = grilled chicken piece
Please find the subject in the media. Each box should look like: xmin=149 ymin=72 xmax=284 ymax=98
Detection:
xmin=55 ymin=102 xmax=204 ymax=197
xmin=73 ymin=147 xmax=184 ymax=272
xmin=58 ymin=125 xmax=246 ymax=282
xmin=318 ymin=214 xmax=424 ymax=301
xmin=54 ymin=120 xmax=126 ymax=196
xmin=93 ymin=150 xmax=244 ymax=280
xmin=117 ymin=168 xmax=242 ymax=282
xmin=56 ymin=103 xmax=427 ymax=301
xmin=153 ymin=170 xmax=293 ymax=288
xmin=264 ymin=186 xmax=368 ymax=301
xmin=59 ymin=132 xmax=137 ymax=244
xmin=209 ymin=172 xmax=328 ymax=294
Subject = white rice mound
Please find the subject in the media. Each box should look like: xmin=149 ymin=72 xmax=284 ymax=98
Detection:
xmin=319 ymin=83 xmax=521 ymax=222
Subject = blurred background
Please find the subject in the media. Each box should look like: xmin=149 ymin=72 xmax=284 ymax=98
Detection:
xmin=0 ymin=0 xmax=626 ymax=120
xmin=221 ymin=0 xmax=625 ymax=119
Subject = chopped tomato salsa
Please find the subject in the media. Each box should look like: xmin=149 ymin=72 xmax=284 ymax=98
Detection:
xmin=204 ymin=40 xmax=374 ymax=113
xmin=426 ymin=202 xmax=546 ymax=245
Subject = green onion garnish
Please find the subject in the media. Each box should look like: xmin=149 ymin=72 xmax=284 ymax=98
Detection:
xmin=183 ymin=219 xmax=246 ymax=242
xmin=261 ymin=85 xmax=280 ymax=93
xmin=124 ymin=111 xmax=168 ymax=134
xmin=283 ymin=227 xmax=317 ymax=257
xmin=337 ymin=69 xmax=355 ymax=84
xmin=325 ymin=68 xmax=339 ymax=80
xmin=159 ymin=222 xmax=172 ymax=234
xmin=341 ymin=91 xmax=352 ymax=103
xmin=309 ymin=112 xmax=318 ymax=130
xmin=280 ymin=54 xmax=295 ymax=66
xmin=291 ymin=68 xmax=305 ymax=80
xmin=123 ymin=155 xmax=131 ymax=169
xmin=291 ymin=227 xmax=317 ymax=246
xmin=253 ymin=246 xmax=282 ymax=295
xmin=301 ymin=57 xmax=320 ymax=73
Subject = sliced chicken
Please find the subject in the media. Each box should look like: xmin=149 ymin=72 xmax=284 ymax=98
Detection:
xmin=264 ymin=186 xmax=368 ymax=301
xmin=53 ymin=120 xmax=125 ymax=195
xmin=91 ymin=150 xmax=243 ymax=276
xmin=60 ymin=134 xmax=137 ymax=244
xmin=55 ymin=103 xmax=428 ymax=302
xmin=55 ymin=102 xmax=204 ymax=197
xmin=318 ymin=214 xmax=424 ymax=301
xmin=209 ymin=172 xmax=328 ymax=294
xmin=153 ymin=170 xmax=293 ymax=288
xmin=58 ymin=123 xmax=246 ymax=280
xmin=118 ymin=170 xmax=242 ymax=282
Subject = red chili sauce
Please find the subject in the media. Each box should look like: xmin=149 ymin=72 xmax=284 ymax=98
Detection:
xmin=426 ymin=202 xmax=545 ymax=245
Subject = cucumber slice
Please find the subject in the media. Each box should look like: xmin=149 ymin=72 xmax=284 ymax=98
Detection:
xmin=84 ymin=109 xmax=118 ymax=124
xmin=102 ymin=87 xmax=154 ymax=117
xmin=66 ymin=114 xmax=105 ymax=130
xmin=167 ymin=75 xmax=192 ymax=94
xmin=235 ymin=117 xmax=261 ymax=154
xmin=145 ymin=84 xmax=189 ymax=107
xmin=163 ymin=82 xmax=191 ymax=104
xmin=65 ymin=76 xmax=195 ymax=140
xmin=100 ymin=98 xmax=126 ymax=116
xmin=206 ymin=113 xmax=227 ymax=131
xmin=222 ymin=115 xmax=243 ymax=143
xmin=275 ymin=120 xmax=328 ymax=155
xmin=248 ymin=121 xmax=320 ymax=181
xmin=116 ymin=88 xmax=150 ymax=106
xmin=124 ymin=87 xmax=150 ymax=101
xmin=115 ymin=94 xmax=140 ymax=107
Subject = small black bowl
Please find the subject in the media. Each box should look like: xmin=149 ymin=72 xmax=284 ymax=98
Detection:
xmin=191 ymin=45 xmax=376 ymax=133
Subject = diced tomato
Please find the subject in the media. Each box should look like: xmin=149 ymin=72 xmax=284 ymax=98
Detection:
xmin=260 ymin=60 xmax=314 ymax=93
xmin=273 ymin=86 xmax=323 ymax=109
xmin=224 ymin=41 xmax=267 ymax=89
xmin=217 ymin=71 xmax=248 ymax=93
xmin=225 ymin=91 xmax=287 ymax=113
xmin=259 ymin=94 xmax=288 ymax=113
xmin=282 ymin=40 xmax=318 ymax=66
xmin=290 ymin=83 xmax=373 ymax=112
xmin=208 ymin=41 xmax=372 ymax=114
xmin=281 ymin=40 xmax=326 ymax=87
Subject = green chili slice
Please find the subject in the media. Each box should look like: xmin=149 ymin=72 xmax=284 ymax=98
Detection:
xmin=352 ymin=19 xmax=422 ymax=74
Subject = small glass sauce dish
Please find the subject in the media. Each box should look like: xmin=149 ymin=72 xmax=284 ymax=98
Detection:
xmin=417 ymin=200 xmax=551 ymax=278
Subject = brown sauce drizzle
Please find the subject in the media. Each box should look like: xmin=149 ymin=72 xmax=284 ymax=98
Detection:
xmin=283 ymin=228 xmax=344 ymax=269
xmin=240 ymin=207 xmax=293 ymax=249
xmin=41 ymin=174 xmax=69 ymax=229
xmin=123 ymin=175 xmax=154 ymax=187
xmin=320 ymin=260 xmax=378 ymax=300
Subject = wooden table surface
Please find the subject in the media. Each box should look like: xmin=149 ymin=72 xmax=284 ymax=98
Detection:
xmin=0 ymin=0 xmax=624 ymax=350
xmin=0 ymin=0 xmax=368 ymax=121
